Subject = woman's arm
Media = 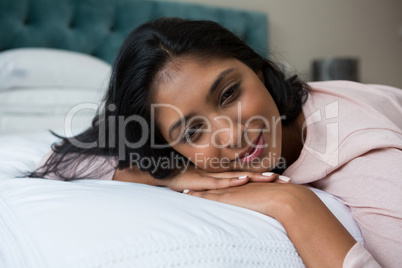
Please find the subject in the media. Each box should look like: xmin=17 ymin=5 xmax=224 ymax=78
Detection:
xmin=272 ymin=184 xmax=356 ymax=267
xmin=185 ymin=183 xmax=356 ymax=268
xmin=112 ymin=163 xmax=288 ymax=191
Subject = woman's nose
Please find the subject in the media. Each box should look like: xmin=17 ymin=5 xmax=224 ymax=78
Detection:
xmin=212 ymin=117 xmax=244 ymax=148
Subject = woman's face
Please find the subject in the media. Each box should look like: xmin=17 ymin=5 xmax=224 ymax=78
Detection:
xmin=153 ymin=56 xmax=282 ymax=172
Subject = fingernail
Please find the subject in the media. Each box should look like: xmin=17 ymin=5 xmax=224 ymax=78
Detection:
xmin=183 ymin=189 xmax=190 ymax=194
xmin=262 ymin=172 xmax=274 ymax=177
xmin=238 ymin=175 xmax=248 ymax=180
xmin=278 ymin=175 xmax=291 ymax=182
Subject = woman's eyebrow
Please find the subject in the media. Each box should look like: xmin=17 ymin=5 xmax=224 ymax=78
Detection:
xmin=168 ymin=67 xmax=235 ymax=140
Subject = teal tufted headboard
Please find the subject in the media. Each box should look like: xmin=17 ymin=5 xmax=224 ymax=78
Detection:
xmin=0 ymin=0 xmax=269 ymax=64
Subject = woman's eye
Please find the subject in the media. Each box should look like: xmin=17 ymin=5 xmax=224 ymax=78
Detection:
xmin=220 ymin=82 xmax=240 ymax=105
xmin=183 ymin=124 xmax=202 ymax=143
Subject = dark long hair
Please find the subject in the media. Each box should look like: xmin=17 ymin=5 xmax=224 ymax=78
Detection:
xmin=29 ymin=17 xmax=309 ymax=181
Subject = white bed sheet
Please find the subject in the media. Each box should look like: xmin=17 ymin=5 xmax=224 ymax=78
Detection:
xmin=0 ymin=132 xmax=364 ymax=268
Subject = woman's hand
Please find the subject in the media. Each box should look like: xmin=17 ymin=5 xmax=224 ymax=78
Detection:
xmin=183 ymin=182 xmax=306 ymax=218
xmin=162 ymin=165 xmax=290 ymax=192
xmin=113 ymin=163 xmax=290 ymax=192
xmin=184 ymin=183 xmax=356 ymax=268
xmin=183 ymin=182 xmax=282 ymax=216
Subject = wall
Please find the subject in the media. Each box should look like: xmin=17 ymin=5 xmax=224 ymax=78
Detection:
xmin=174 ymin=0 xmax=402 ymax=88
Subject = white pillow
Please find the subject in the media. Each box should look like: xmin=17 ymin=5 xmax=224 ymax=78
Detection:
xmin=0 ymin=131 xmax=364 ymax=268
xmin=0 ymin=112 xmax=95 ymax=136
xmin=0 ymin=87 xmax=101 ymax=135
xmin=0 ymin=48 xmax=111 ymax=90
xmin=0 ymin=48 xmax=111 ymax=135
xmin=0 ymin=87 xmax=102 ymax=114
xmin=0 ymin=178 xmax=364 ymax=268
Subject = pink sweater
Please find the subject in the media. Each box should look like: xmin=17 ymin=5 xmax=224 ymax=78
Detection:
xmin=283 ymin=81 xmax=401 ymax=267
xmin=37 ymin=81 xmax=402 ymax=267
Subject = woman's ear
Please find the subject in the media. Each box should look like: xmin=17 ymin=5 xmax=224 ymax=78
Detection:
xmin=257 ymin=69 xmax=265 ymax=83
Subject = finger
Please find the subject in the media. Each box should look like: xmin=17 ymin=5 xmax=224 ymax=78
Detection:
xmin=205 ymin=175 xmax=251 ymax=189
xmin=274 ymin=175 xmax=292 ymax=184
xmin=222 ymin=172 xmax=291 ymax=183
xmin=207 ymin=171 xmax=278 ymax=182
xmin=248 ymin=172 xmax=278 ymax=182
xmin=183 ymin=189 xmax=223 ymax=199
xmin=221 ymin=171 xmax=278 ymax=182
xmin=174 ymin=174 xmax=250 ymax=192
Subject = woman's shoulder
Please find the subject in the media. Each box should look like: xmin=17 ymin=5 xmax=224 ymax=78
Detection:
xmin=284 ymin=81 xmax=402 ymax=182
xmin=306 ymin=81 xmax=402 ymax=116
xmin=307 ymin=80 xmax=402 ymax=102
xmin=305 ymin=80 xmax=402 ymax=132
xmin=307 ymin=80 xmax=402 ymax=95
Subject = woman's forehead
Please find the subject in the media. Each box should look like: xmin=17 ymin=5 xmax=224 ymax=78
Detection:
xmin=154 ymin=56 xmax=242 ymax=102
xmin=152 ymin=56 xmax=247 ymax=137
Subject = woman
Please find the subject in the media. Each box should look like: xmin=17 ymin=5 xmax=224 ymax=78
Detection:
xmin=31 ymin=17 xmax=402 ymax=267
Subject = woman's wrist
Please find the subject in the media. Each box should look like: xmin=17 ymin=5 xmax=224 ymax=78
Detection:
xmin=262 ymin=183 xmax=308 ymax=220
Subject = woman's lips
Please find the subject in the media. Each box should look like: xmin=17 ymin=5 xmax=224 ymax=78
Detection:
xmin=236 ymin=131 xmax=264 ymax=163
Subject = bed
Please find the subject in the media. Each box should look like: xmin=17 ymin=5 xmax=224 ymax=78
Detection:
xmin=0 ymin=1 xmax=364 ymax=267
